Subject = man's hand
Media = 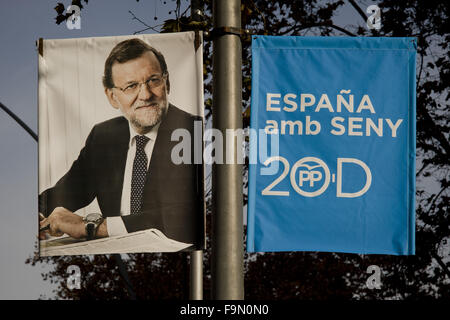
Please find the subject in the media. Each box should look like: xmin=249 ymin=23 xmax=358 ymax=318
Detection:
xmin=39 ymin=207 xmax=86 ymax=239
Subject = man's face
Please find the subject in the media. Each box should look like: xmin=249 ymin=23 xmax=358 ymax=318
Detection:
xmin=106 ymin=51 xmax=169 ymax=134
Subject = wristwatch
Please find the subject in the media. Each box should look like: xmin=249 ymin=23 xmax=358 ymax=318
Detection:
xmin=83 ymin=213 xmax=104 ymax=240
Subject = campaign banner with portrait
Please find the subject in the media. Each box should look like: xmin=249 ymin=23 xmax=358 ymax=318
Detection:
xmin=38 ymin=32 xmax=205 ymax=256
xmin=247 ymin=36 xmax=416 ymax=255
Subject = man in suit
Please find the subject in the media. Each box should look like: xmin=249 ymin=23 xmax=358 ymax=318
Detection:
xmin=39 ymin=38 xmax=203 ymax=248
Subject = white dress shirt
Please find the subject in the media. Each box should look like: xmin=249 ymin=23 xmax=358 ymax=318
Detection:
xmin=106 ymin=122 xmax=160 ymax=236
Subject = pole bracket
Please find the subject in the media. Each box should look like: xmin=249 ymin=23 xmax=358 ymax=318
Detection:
xmin=205 ymin=26 xmax=252 ymax=40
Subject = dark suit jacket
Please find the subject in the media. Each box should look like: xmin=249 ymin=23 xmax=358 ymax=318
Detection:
xmin=39 ymin=104 xmax=204 ymax=247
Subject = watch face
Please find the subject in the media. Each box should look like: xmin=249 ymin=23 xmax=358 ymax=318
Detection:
xmin=85 ymin=214 xmax=103 ymax=240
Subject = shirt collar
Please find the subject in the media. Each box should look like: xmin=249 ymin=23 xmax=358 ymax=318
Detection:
xmin=128 ymin=121 xmax=161 ymax=148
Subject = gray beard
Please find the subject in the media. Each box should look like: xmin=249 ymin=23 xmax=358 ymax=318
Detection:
xmin=129 ymin=103 xmax=168 ymax=134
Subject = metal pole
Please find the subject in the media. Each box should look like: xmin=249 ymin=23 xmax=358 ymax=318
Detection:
xmin=189 ymin=250 xmax=203 ymax=299
xmin=188 ymin=0 xmax=204 ymax=301
xmin=112 ymin=254 xmax=136 ymax=300
xmin=211 ymin=0 xmax=244 ymax=299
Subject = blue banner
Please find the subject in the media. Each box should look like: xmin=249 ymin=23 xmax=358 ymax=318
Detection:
xmin=247 ymin=36 xmax=416 ymax=255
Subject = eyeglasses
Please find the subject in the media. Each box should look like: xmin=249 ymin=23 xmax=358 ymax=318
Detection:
xmin=114 ymin=73 xmax=167 ymax=96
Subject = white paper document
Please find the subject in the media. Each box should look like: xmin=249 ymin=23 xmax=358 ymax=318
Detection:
xmin=40 ymin=229 xmax=193 ymax=256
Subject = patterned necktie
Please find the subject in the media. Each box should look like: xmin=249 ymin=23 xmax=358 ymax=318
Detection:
xmin=130 ymin=135 xmax=150 ymax=215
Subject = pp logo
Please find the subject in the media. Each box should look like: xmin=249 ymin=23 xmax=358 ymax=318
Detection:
xmin=261 ymin=156 xmax=372 ymax=198
xmin=291 ymin=157 xmax=330 ymax=197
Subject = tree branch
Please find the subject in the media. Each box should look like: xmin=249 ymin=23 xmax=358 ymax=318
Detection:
xmin=0 ymin=101 xmax=38 ymax=142
xmin=294 ymin=23 xmax=357 ymax=37
xmin=421 ymin=189 xmax=450 ymax=279
xmin=420 ymin=107 xmax=450 ymax=156
xmin=416 ymin=159 xmax=430 ymax=176
xmin=431 ymin=251 xmax=450 ymax=279
xmin=427 ymin=185 xmax=448 ymax=213
xmin=348 ymin=0 xmax=368 ymax=23
xmin=129 ymin=10 xmax=161 ymax=34
xmin=250 ymin=0 xmax=267 ymax=33
xmin=113 ymin=254 xmax=136 ymax=300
